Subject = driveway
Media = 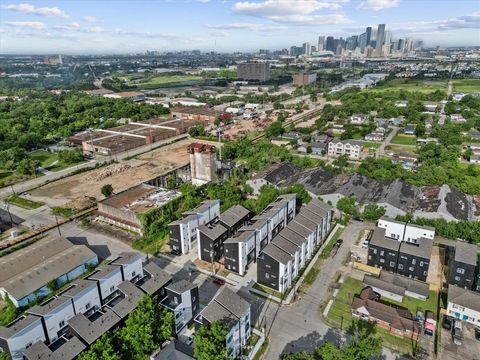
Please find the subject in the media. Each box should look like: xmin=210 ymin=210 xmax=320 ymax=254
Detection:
xmin=378 ymin=126 xmax=399 ymax=157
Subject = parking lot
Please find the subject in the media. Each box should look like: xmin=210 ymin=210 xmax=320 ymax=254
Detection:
xmin=440 ymin=319 xmax=480 ymax=360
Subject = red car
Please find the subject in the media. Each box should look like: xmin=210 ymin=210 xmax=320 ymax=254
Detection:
xmin=213 ymin=277 xmax=225 ymax=285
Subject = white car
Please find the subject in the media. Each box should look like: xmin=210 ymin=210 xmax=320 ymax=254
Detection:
xmin=362 ymin=239 xmax=369 ymax=248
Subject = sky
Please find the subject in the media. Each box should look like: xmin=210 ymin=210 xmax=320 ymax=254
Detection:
xmin=0 ymin=0 xmax=479 ymax=54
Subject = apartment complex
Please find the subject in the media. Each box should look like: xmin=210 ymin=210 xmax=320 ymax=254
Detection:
xmin=257 ymin=198 xmax=334 ymax=293
xmin=168 ymin=200 xmax=220 ymax=255
xmin=0 ymin=253 xmax=173 ymax=360
xmin=0 ymin=237 xmax=98 ymax=308
xmin=367 ymin=219 xmax=434 ymax=282
xmin=448 ymin=242 xmax=479 ymax=290
xmin=327 ymin=140 xmax=363 ymax=160
xmin=237 ymin=62 xmax=270 ymax=82
xmin=195 ymin=287 xmax=251 ymax=359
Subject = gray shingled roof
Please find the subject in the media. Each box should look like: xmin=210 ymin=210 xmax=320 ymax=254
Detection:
xmin=278 ymin=227 xmax=306 ymax=247
xmin=224 ymin=229 xmax=255 ymax=244
xmin=108 ymin=252 xmax=141 ymax=266
xmin=448 ymin=286 xmax=480 ymax=313
xmin=287 ymin=219 xmax=314 ymax=238
xmin=108 ymin=281 xmax=144 ymax=319
xmin=454 ymin=242 xmax=478 ymax=266
xmin=166 ymin=280 xmax=196 ymax=294
xmin=213 ymin=286 xmax=250 ymax=318
xmin=137 ymin=262 xmax=172 ymax=295
xmin=88 ymin=265 xmax=121 ymax=281
xmin=369 ymin=228 xmax=401 ymax=252
xmin=57 ymin=280 xmax=98 ymax=299
xmin=292 ymin=214 xmax=317 ymax=233
xmin=24 ymin=337 xmax=86 ymax=360
xmin=0 ymin=315 xmax=42 ymax=339
xmin=399 ymin=238 xmax=433 ymax=259
xmin=378 ymin=272 xmax=429 ymax=297
xmin=68 ymin=308 xmax=121 ymax=345
xmin=271 ymin=236 xmax=299 ymax=256
xmin=219 ymin=205 xmax=250 ymax=228
xmin=363 ymin=274 xmax=405 ymax=297
xmin=27 ymin=296 xmax=72 ymax=317
xmin=199 ymin=300 xmax=237 ymax=328
xmin=198 ymin=222 xmax=228 ymax=240
xmin=262 ymin=243 xmax=292 ymax=265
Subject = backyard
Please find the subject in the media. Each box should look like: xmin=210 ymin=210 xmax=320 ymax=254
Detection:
xmin=325 ymin=276 xmax=422 ymax=355
xmin=391 ymin=134 xmax=417 ymax=145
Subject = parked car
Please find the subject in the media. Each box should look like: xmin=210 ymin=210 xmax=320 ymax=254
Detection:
xmin=443 ymin=316 xmax=452 ymax=331
xmin=186 ymin=336 xmax=193 ymax=346
xmin=452 ymin=327 xmax=463 ymax=346
xmin=362 ymin=239 xmax=369 ymax=248
xmin=171 ymin=249 xmax=181 ymax=256
xmin=335 ymin=239 xmax=343 ymax=247
xmin=213 ymin=277 xmax=225 ymax=285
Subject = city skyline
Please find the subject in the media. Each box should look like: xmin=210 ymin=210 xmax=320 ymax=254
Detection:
xmin=0 ymin=0 xmax=479 ymax=54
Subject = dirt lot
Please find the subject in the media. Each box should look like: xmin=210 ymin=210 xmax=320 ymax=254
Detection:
xmin=30 ymin=139 xmax=193 ymax=207
xmin=223 ymin=119 xmax=271 ymax=139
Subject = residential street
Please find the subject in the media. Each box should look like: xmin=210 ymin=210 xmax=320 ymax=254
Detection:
xmin=378 ymin=126 xmax=399 ymax=157
xmin=246 ymin=220 xmax=402 ymax=360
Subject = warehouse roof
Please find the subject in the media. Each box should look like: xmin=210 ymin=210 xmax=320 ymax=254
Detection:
xmin=1 ymin=245 xmax=97 ymax=300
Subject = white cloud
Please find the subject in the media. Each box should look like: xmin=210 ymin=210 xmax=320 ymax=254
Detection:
xmin=232 ymin=0 xmax=349 ymax=25
xmin=0 ymin=3 xmax=68 ymax=18
xmin=86 ymin=26 xmax=106 ymax=33
xmin=195 ymin=0 xmax=210 ymax=3
xmin=206 ymin=22 xmax=287 ymax=31
xmin=388 ymin=12 xmax=480 ymax=33
xmin=82 ymin=16 xmax=98 ymax=23
xmin=54 ymin=22 xmax=81 ymax=30
xmin=4 ymin=21 xmax=46 ymax=30
xmin=358 ymin=0 xmax=399 ymax=11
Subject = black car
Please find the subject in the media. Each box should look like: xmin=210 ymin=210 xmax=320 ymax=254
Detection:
xmin=171 ymin=249 xmax=181 ymax=256
xmin=475 ymin=327 xmax=480 ymax=341
xmin=335 ymin=239 xmax=344 ymax=247
xmin=443 ymin=316 xmax=452 ymax=331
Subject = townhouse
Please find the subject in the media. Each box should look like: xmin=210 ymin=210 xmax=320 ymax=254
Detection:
xmin=0 ymin=255 xmax=174 ymax=360
xmin=197 ymin=204 xmax=250 ymax=263
xmin=257 ymin=199 xmax=333 ymax=293
xmin=168 ymin=200 xmax=220 ymax=255
xmin=161 ymin=280 xmax=199 ymax=334
xmin=367 ymin=219 xmax=434 ymax=282
xmin=327 ymin=140 xmax=363 ymax=160
xmin=195 ymin=287 xmax=251 ymax=359
xmin=448 ymin=242 xmax=478 ymax=290
xmin=446 ymin=286 xmax=480 ymax=326
xmin=223 ymin=195 xmax=297 ymax=276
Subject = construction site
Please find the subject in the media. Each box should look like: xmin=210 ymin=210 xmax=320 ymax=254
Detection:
xmin=29 ymin=139 xmax=197 ymax=208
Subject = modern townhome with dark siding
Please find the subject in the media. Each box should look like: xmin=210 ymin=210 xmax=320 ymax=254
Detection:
xmin=218 ymin=205 xmax=251 ymax=237
xmin=270 ymin=235 xmax=301 ymax=279
xmin=168 ymin=200 xmax=220 ymax=255
xmin=197 ymin=221 xmax=229 ymax=262
xmin=161 ymin=280 xmax=199 ymax=334
xmin=367 ymin=228 xmax=401 ymax=273
xmin=397 ymin=239 xmax=432 ymax=281
xmin=257 ymin=243 xmax=293 ymax=294
xmin=286 ymin=219 xmax=316 ymax=260
xmin=224 ymin=230 xmax=257 ymax=276
xmin=449 ymin=242 xmax=478 ymax=290
xmin=291 ymin=214 xmax=318 ymax=254
xmin=278 ymin=227 xmax=308 ymax=269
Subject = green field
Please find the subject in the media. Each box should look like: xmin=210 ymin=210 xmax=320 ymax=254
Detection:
xmin=326 ymin=277 xmax=419 ymax=354
xmin=452 ymin=79 xmax=480 ymax=93
xmin=391 ymin=134 xmax=417 ymax=145
xmin=118 ymin=73 xmax=203 ymax=89
xmin=387 ymin=144 xmax=417 ymax=154
xmin=29 ymin=150 xmax=86 ymax=172
xmin=7 ymin=194 xmax=44 ymax=209
xmin=362 ymin=141 xmax=382 ymax=149
xmin=370 ymin=78 xmax=447 ymax=93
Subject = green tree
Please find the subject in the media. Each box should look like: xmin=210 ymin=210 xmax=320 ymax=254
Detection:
xmin=189 ymin=125 xmax=206 ymax=137
xmin=194 ymin=321 xmax=229 ymax=360
xmin=361 ymin=204 xmax=386 ymax=221
xmin=58 ymin=149 xmax=84 ymax=164
xmin=315 ymin=342 xmax=341 ymax=360
xmin=265 ymin=121 xmax=285 ymax=138
xmin=16 ymin=158 xmax=39 ymax=175
xmin=101 ymin=184 xmax=114 ymax=198
xmin=342 ymin=320 xmax=382 ymax=360
xmin=337 ymin=196 xmax=359 ymax=218
xmin=280 ymin=351 xmax=314 ymax=360
xmin=78 ymin=333 xmax=120 ymax=360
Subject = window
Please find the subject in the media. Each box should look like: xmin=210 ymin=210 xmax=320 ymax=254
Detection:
xmin=110 ymin=286 xmax=115 ymax=293
xmin=373 ymin=249 xmax=377 ymax=254
xmin=225 ymin=249 xmax=229 ymax=253
xmin=457 ymin=268 xmax=465 ymax=274
xmin=380 ymin=250 xmax=384 ymax=256
xmin=398 ymin=264 xmax=404 ymax=270
xmin=420 ymin=261 xmax=424 ymax=267
xmin=412 ymin=259 xmax=416 ymax=265
xmin=132 ymin=271 xmax=136 ymax=278
xmin=59 ymin=320 xmax=65 ymax=328
xmin=380 ymin=258 xmax=385 ymax=263
xmin=390 ymin=261 xmax=395 ymax=267
xmin=409 ymin=267 xmax=414 ymax=271
xmin=85 ymin=303 xmax=91 ymax=310
xmin=265 ymin=273 xmax=270 ymax=279
xmin=455 ymin=276 xmax=461 ymax=281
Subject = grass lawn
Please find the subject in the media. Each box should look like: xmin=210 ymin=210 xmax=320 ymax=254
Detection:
xmin=319 ymin=226 xmax=344 ymax=260
xmin=253 ymin=336 xmax=269 ymax=360
xmin=387 ymin=144 xmax=417 ymax=154
xmin=132 ymin=232 xmax=168 ymax=254
xmin=29 ymin=149 xmax=58 ymax=168
xmin=452 ymin=79 xmax=480 ymax=93
xmin=381 ymin=290 xmax=439 ymax=316
xmin=370 ymin=78 xmax=447 ymax=93
xmin=391 ymin=134 xmax=417 ymax=145
xmin=303 ymin=268 xmax=320 ymax=286
xmin=253 ymin=282 xmax=282 ymax=299
xmin=362 ymin=141 xmax=382 ymax=149
xmin=7 ymin=194 xmax=44 ymax=209
xmin=326 ymin=277 xmax=418 ymax=355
